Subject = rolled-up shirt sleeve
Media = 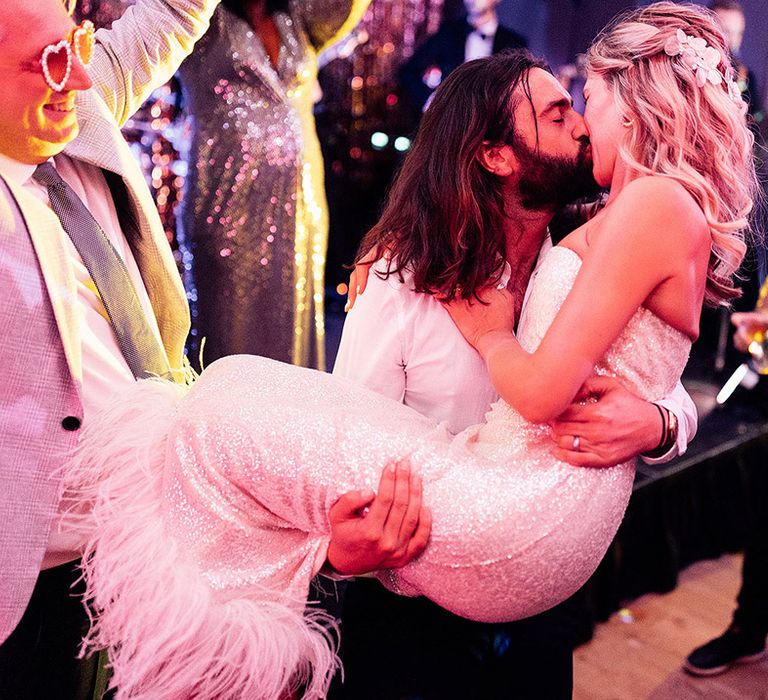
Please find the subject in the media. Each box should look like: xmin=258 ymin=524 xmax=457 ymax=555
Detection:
xmin=642 ymin=380 xmax=697 ymax=465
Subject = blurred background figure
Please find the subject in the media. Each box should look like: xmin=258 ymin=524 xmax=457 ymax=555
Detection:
xmin=177 ymin=0 xmax=370 ymax=371
xmin=685 ymin=286 xmax=768 ymax=676
xmin=399 ymin=0 xmax=527 ymax=116
xmin=554 ymin=55 xmax=587 ymax=113
xmin=710 ymin=0 xmax=763 ymax=125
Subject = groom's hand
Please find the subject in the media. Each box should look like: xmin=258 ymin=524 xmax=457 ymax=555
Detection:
xmin=325 ymin=460 xmax=432 ymax=576
xmin=549 ymin=376 xmax=662 ymax=467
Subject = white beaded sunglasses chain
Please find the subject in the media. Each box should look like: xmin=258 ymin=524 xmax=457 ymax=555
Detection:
xmin=41 ymin=19 xmax=94 ymax=92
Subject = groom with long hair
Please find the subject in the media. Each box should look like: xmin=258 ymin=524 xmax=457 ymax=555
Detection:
xmin=334 ymin=49 xmax=697 ymax=699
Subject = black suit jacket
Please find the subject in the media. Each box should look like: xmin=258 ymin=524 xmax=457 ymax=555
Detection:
xmin=400 ymin=18 xmax=528 ymax=112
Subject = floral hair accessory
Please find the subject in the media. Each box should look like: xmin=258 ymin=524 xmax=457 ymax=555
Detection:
xmin=663 ymin=29 xmax=741 ymax=101
xmin=724 ymin=67 xmax=742 ymax=102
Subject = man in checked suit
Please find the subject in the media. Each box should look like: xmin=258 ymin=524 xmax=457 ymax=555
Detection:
xmin=0 ymin=1 xmax=430 ymax=697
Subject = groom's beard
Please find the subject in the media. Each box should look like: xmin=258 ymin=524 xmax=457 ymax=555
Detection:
xmin=515 ymin=137 xmax=599 ymax=211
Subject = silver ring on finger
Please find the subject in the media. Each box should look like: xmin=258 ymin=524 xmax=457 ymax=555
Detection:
xmin=572 ymin=435 xmax=581 ymax=451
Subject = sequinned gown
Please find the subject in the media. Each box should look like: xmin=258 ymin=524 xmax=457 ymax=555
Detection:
xmin=178 ymin=0 xmax=369 ymax=370
xmin=65 ymin=247 xmax=691 ymax=699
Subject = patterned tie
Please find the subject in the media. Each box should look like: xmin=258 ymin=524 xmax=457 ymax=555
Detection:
xmin=33 ymin=162 xmax=171 ymax=380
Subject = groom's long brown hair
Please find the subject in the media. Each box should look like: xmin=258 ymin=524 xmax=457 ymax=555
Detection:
xmin=356 ymin=50 xmax=548 ymax=302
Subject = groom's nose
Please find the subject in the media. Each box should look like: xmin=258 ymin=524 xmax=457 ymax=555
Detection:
xmin=571 ymin=112 xmax=588 ymax=141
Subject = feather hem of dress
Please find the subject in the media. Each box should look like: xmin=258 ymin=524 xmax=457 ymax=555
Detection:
xmin=60 ymin=378 xmax=339 ymax=700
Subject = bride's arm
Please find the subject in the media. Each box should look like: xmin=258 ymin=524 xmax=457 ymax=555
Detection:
xmin=450 ymin=177 xmax=708 ymax=423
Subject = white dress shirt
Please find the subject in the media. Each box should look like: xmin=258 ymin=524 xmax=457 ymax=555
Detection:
xmin=335 ymin=258 xmax=497 ymax=434
xmin=334 ymin=237 xmax=696 ymax=459
xmin=465 ymin=17 xmax=498 ymax=62
xmin=0 ymin=152 xmax=164 ymax=567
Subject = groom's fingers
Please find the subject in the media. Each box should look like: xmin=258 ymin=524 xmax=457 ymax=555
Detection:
xmin=400 ymin=506 xmax=432 ymax=564
xmin=365 ymin=460 xmax=402 ymax=533
xmin=396 ymin=470 xmax=423 ymax=544
xmin=552 ymin=446 xmax=603 ymax=467
xmin=384 ymin=470 xmax=431 ymax=567
xmin=361 ymin=459 xmax=432 ymax=568
xmin=552 ymin=433 xmax=608 ymax=467
xmin=551 ymin=425 xmax=591 ymax=445
xmin=329 ymin=489 xmax=376 ymax=521
xmin=380 ymin=461 xmax=413 ymax=550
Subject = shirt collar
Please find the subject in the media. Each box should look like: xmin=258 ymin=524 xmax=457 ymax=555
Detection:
xmin=473 ymin=17 xmax=499 ymax=39
xmin=0 ymin=152 xmax=42 ymax=187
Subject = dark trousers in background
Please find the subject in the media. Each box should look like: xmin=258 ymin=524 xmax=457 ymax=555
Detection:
xmin=331 ymin=578 xmax=586 ymax=700
xmin=0 ymin=561 xmax=100 ymax=700
xmin=732 ymin=507 xmax=768 ymax=635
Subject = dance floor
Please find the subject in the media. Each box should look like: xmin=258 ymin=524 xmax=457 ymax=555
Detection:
xmin=575 ymin=553 xmax=768 ymax=699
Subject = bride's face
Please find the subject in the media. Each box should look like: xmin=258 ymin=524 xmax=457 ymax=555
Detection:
xmin=582 ymin=73 xmax=625 ymax=188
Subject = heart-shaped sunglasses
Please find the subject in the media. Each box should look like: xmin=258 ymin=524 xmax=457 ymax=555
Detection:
xmin=41 ymin=20 xmax=95 ymax=92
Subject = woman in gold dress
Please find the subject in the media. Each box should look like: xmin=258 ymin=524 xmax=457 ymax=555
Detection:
xmin=178 ymin=0 xmax=369 ymax=370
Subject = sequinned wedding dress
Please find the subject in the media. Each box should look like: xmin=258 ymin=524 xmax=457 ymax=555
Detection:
xmin=64 ymin=247 xmax=691 ymax=699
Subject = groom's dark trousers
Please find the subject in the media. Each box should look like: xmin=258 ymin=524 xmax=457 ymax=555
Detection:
xmin=331 ymin=579 xmax=588 ymax=699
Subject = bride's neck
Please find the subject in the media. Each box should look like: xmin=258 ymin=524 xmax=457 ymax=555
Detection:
xmin=605 ymin=162 xmax=637 ymax=206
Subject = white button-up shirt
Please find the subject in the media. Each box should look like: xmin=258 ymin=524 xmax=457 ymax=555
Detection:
xmin=465 ymin=17 xmax=498 ymax=62
xmin=334 ymin=237 xmax=696 ymax=459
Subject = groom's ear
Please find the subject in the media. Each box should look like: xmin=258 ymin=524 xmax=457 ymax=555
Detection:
xmin=476 ymin=141 xmax=516 ymax=177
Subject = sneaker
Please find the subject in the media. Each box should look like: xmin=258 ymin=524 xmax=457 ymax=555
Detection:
xmin=684 ymin=626 xmax=767 ymax=676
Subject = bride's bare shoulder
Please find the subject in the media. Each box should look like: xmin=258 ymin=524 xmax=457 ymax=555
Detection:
xmin=599 ymin=176 xmax=709 ymax=256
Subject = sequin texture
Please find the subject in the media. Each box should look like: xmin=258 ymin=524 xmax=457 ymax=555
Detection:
xmin=161 ymin=246 xmax=691 ymax=621
xmin=178 ymin=2 xmax=365 ymax=370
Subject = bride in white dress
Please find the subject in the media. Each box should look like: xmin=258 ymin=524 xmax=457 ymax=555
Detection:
xmin=64 ymin=4 xmax=757 ymax=698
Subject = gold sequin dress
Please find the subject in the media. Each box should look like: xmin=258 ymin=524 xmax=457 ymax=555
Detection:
xmin=65 ymin=247 xmax=691 ymax=699
xmin=178 ymin=1 xmax=369 ymax=371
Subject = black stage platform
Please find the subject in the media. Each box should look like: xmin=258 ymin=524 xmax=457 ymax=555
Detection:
xmin=583 ymin=371 xmax=768 ymax=633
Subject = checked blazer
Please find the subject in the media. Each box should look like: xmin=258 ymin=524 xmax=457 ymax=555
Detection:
xmin=0 ymin=0 xmax=219 ymax=643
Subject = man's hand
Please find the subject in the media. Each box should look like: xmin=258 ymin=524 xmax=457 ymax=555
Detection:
xmin=549 ymin=376 xmax=662 ymax=467
xmin=731 ymin=310 xmax=768 ymax=353
xmin=326 ymin=460 xmax=432 ymax=576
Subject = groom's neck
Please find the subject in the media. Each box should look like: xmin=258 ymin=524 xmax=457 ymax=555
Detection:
xmin=502 ymin=204 xmax=552 ymax=259
xmin=501 ymin=209 xmax=552 ymax=320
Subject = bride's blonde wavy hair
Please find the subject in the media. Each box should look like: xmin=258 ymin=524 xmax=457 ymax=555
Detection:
xmin=585 ymin=2 xmax=759 ymax=306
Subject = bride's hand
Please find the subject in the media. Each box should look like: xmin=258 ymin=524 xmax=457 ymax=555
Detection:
xmin=345 ymin=245 xmax=382 ymax=312
xmin=443 ymin=287 xmax=516 ymax=352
